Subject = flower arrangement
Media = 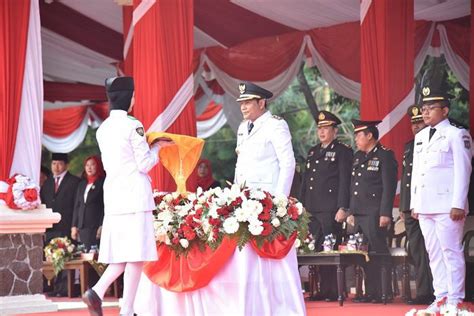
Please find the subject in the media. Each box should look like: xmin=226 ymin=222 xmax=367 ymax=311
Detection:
xmin=296 ymin=232 xmax=316 ymax=254
xmin=0 ymin=174 xmax=41 ymax=210
xmin=153 ymin=184 xmax=311 ymax=256
xmin=44 ymin=237 xmax=75 ymax=275
xmin=405 ymin=298 xmax=474 ymax=316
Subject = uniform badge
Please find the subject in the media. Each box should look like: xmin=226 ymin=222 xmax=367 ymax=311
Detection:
xmin=318 ymin=112 xmax=325 ymax=120
xmin=136 ymin=127 xmax=144 ymax=136
xmin=463 ymin=135 xmax=471 ymax=149
xmin=325 ymin=151 xmax=336 ymax=161
xmin=411 ymin=107 xmax=419 ymax=116
xmin=367 ymin=159 xmax=380 ymax=171
xmin=239 ymin=83 xmax=246 ymax=94
xmin=422 ymin=87 xmax=430 ymax=96
xmin=272 ymin=115 xmax=282 ymax=120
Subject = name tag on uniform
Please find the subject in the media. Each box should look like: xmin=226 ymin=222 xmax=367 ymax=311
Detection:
xmin=463 ymin=135 xmax=471 ymax=149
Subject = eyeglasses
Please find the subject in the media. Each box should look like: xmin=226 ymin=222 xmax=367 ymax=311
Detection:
xmin=421 ymin=104 xmax=444 ymax=112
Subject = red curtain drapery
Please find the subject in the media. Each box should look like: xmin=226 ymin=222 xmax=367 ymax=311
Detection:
xmin=44 ymin=82 xmax=106 ymax=102
xmin=43 ymin=106 xmax=88 ymax=137
xmin=360 ymin=0 xmax=414 ymax=179
xmin=205 ymin=32 xmax=304 ymax=81
xmin=0 ymin=0 xmax=30 ymax=179
xmin=133 ymin=0 xmax=197 ymax=192
xmin=143 ymin=237 xmax=237 ymax=292
xmin=250 ymin=232 xmax=297 ymax=259
xmin=196 ymin=101 xmax=222 ymax=121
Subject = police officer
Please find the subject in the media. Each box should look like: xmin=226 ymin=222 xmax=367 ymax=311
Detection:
xmin=234 ymin=82 xmax=295 ymax=196
xmin=410 ymin=87 xmax=472 ymax=314
xmin=300 ymin=111 xmax=352 ymax=301
xmin=83 ymin=77 xmax=172 ymax=316
xmin=399 ymin=105 xmax=434 ymax=305
xmin=350 ymin=119 xmax=398 ymax=303
xmin=234 ymin=82 xmax=305 ymax=315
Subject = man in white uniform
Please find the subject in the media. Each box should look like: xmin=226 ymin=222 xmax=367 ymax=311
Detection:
xmin=83 ymin=77 xmax=171 ymax=316
xmin=410 ymin=86 xmax=472 ymax=314
xmin=234 ymin=82 xmax=295 ymax=196
xmin=234 ymin=82 xmax=305 ymax=315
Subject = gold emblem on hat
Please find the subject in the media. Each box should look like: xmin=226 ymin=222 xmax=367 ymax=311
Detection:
xmin=318 ymin=112 xmax=325 ymax=120
xmin=422 ymin=87 xmax=430 ymax=96
xmin=412 ymin=107 xmax=419 ymax=116
xmin=239 ymin=84 xmax=246 ymax=94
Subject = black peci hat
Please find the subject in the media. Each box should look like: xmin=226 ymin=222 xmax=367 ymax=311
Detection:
xmin=105 ymin=77 xmax=135 ymax=111
xmin=51 ymin=153 xmax=68 ymax=163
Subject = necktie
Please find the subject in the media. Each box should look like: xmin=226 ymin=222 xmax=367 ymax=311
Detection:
xmin=429 ymin=128 xmax=436 ymax=140
xmin=248 ymin=122 xmax=254 ymax=134
xmin=54 ymin=177 xmax=60 ymax=193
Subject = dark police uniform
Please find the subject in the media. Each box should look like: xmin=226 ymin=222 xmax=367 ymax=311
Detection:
xmin=300 ymin=111 xmax=353 ymax=300
xmin=350 ymin=120 xmax=398 ymax=302
xmin=399 ymin=105 xmax=433 ymax=303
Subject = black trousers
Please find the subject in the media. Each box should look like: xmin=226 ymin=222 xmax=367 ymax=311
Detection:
xmin=310 ymin=212 xmax=343 ymax=297
xmin=403 ymin=212 xmax=434 ymax=297
xmin=355 ymin=214 xmax=392 ymax=298
xmin=78 ymin=227 xmax=100 ymax=251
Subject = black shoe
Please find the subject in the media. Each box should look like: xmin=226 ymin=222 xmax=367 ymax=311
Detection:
xmin=324 ymin=296 xmax=338 ymax=302
xmin=82 ymin=289 xmax=103 ymax=316
xmin=407 ymin=295 xmax=435 ymax=305
xmin=352 ymin=295 xmax=374 ymax=303
xmin=309 ymin=293 xmax=326 ymax=301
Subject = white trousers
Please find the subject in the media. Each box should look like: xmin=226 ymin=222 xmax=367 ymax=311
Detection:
xmin=418 ymin=213 xmax=465 ymax=303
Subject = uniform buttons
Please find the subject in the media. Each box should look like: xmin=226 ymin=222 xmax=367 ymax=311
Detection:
xmin=354 ymin=191 xmax=358 ymax=195
xmin=361 ymin=164 xmax=365 ymax=168
xmin=372 ymin=193 xmax=376 ymax=197
xmin=406 ymin=184 xmax=410 ymax=187
xmin=352 ymin=172 xmax=355 ymax=176
xmin=312 ymin=169 xmax=316 ymax=172
xmin=421 ymin=185 xmax=425 ymax=188
xmin=316 ymin=160 xmax=319 ymax=164
xmin=355 ymin=182 xmax=359 ymax=186
xmin=407 ymin=173 xmax=411 ymax=176
xmin=310 ymin=177 xmax=314 ymax=181
xmin=358 ymin=173 xmax=361 ymax=176
xmin=310 ymin=186 xmax=313 ymax=190
xmin=421 ymin=173 xmax=424 ymax=176
xmin=329 ymin=189 xmax=332 ymax=192
xmin=409 ymin=163 xmax=413 ymax=166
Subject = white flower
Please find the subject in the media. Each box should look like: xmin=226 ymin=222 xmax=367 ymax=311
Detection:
xmin=179 ymin=239 xmax=189 ymax=248
xmin=67 ymin=245 xmax=74 ymax=253
xmin=171 ymin=192 xmax=180 ymax=199
xmin=198 ymin=195 xmax=207 ymax=204
xmin=294 ymin=239 xmax=301 ymax=248
xmin=272 ymin=194 xmax=288 ymax=208
xmin=208 ymin=205 xmax=219 ymax=219
xmin=241 ymin=199 xmax=263 ymax=218
xmin=223 ymin=217 xmax=239 ymax=234
xmin=296 ymin=202 xmax=303 ymax=215
xmin=271 ymin=218 xmax=281 ymax=227
xmin=196 ymin=187 xmax=203 ymax=197
xmin=157 ymin=210 xmax=173 ymax=222
xmin=164 ymin=194 xmax=173 ymax=203
xmin=187 ymin=193 xmax=197 ymax=202
xmin=176 ymin=203 xmax=193 ymax=217
xmin=234 ymin=207 xmax=248 ymax=222
xmin=308 ymin=243 xmax=315 ymax=251
xmin=276 ymin=207 xmax=287 ymax=217
xmin=248 ymin=220 xmax=263 ymax=236
xmin=249 ymin=189 xmax=266 ymax=200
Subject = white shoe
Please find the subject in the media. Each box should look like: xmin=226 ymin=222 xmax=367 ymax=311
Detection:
xmin=425 ymin=297 xmax=447 ymax=314
xmin=441 ymin=303 xmax=459 ymax=315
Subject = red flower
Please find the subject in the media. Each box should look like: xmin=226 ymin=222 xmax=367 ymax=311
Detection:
xmin=209 ymin=218 xmax=221 ymax=227
xmin=230 ymin=197 xmax=242 ymax=207
xmin=258 ymin=210 xmax=271 ymax=221
xmin=23 ymin=189 xmax=38 ymax=202
xmin=287 ymin=205 xmax=299 ymax=220
xmin=217 ymin=206 xmax=230 ymax=217
xmin=261 ymin=222 xmax=272 ymax=236
xmin=172 ymin=236 xmax=180 ymax=245
xmin=154 ymin=195 xmax=164 ymax=205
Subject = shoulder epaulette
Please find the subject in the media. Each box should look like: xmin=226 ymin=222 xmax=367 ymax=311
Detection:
xmin=127 ymin=115 xmax=138 ymax=121
xmin=272 ymin=115 xmax=283 ymax=120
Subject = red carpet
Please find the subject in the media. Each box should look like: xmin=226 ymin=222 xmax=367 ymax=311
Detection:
xmin=16 ymin=297 xmax=474 ymax=316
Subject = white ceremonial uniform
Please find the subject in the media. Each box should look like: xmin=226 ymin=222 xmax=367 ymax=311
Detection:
xmin=96 ymin=109 xmax=159 ymax=263
xmin=235 ymin=111 xmax=295 ymax=196
xmin=410 ymin=118 xmax=472 ymax=303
